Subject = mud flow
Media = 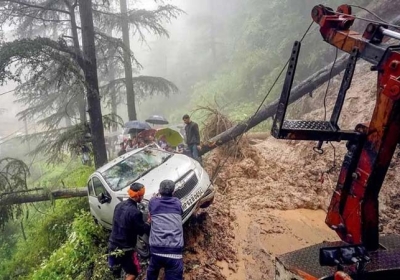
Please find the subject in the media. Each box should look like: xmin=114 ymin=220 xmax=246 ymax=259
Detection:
xmin=181 ymin=61 xmax=400 ymax=280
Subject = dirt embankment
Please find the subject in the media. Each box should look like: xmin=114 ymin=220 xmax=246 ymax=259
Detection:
xmin=181 ymin=55 xmax=400 ymax=279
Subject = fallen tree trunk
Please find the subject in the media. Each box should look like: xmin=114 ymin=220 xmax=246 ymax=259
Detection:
xmin=198 ymin=14 xmax=400 ymax=157
xmin=199 ymin=54 xmax=349 ymax=156
xmin=0 ymin=187 xmax=87 ymax=206
xmin=247 ymin=132 xmax=270 ymax=140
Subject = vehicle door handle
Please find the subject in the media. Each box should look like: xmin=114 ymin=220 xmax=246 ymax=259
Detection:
xmin=98 ymin=205 xmax=101 ymax=209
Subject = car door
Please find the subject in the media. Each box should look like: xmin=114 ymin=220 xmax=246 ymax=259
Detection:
xmin=88 ymin=175 xmax=118 ymax=228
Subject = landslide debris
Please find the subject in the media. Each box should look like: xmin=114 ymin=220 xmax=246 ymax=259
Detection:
xmin=181 ymin=59 xmax=400 ymax=279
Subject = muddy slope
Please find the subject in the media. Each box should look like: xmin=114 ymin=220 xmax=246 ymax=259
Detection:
xmin=181 ymin=55 xmax=400 ymax=280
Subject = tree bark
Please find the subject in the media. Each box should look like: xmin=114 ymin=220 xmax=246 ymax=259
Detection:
xmin=199 ymin=54 xmax=349 ymax=156
xmin=78 ymin=0 xmax=108 ymax=168
xmin=106 ymin=26 xmax=119 ymax=132
xmin=0 ymin=188 xmax=87 ymax=205
xmin=119 ymin=0 xmax=137 ymax=120
xmin=111 ymin=90 xmax=118 ymax=132
xmin=78 ymin=93 xmax=87 ymax=123
xmin=66 ymin=2 xmax=87 ymax=124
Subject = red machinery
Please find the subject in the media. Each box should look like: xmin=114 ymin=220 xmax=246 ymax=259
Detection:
xmin=272 ymin=4 xmax=400 ymax=280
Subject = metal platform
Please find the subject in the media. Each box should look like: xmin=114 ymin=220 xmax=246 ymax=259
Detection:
xmin=282 ymin=120 xmax=336 ymax=132
xmin=275 ymin=234 xmax=400 ymax=280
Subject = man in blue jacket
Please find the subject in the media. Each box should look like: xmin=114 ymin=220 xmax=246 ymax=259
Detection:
xmin=146 ymin=180 xmax=184 ymax=280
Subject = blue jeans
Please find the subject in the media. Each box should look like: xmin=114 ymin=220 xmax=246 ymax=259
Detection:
xmin=146 ymin=255 xmax=183 ymax=280
xmin=188 ymin=144 xmax=199 ymax=161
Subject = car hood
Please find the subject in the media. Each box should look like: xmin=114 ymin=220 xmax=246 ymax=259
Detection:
xmin=114 ymin=154 xmax=196 ymax=200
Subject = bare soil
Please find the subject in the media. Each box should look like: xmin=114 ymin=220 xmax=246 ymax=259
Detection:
xmin=181 ymin=57 xmax=400 ymax=280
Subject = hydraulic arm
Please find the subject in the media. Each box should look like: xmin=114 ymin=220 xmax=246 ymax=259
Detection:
xmin=272 ymin=4 xmax=400 ymax=251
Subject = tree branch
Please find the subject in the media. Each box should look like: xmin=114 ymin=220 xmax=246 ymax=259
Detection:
xmin=3 ymin=0 xmax=70 ymax=15
xmin=0 ymin=9 xmax=70 ymax=22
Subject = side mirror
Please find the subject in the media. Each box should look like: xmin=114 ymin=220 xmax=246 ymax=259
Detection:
xmin=97 ymin=192 xmax=111 ymax=204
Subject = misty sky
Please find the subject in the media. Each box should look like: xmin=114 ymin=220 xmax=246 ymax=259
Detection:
xmin=0 ymin=0 xmax=354 ymax=137
xmin=0 ymin=0 xmax=189 ymax=137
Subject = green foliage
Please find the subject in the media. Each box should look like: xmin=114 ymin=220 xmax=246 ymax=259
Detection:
xmin=0 ymin=37 xmax=82 ymax=85
xmin=0 ymin=163 xmax=94 ymax=280
xmin=30 ymin=160 xmax=94 ymax=188
xmin=26 ymin=124 xmax=90 ymax=165
xmin=30 ymin=211 xmax=111 ymax=280
xmin=0 ymin=37 xmax=86 ymax=130
xmin=179 ymin=0 xmax=374 ymax=134
xmin=93 ymin=3 xmax=184 ymax=42
xmin=0 ymin=221 xmax=18 ymax=275
xmin=0 ymin=158 xmax=30 ymax=228
xmin=101 ymin=75 xmax=179 ymax=105
xmin=102 ymin=113 xmax=124 ymax=131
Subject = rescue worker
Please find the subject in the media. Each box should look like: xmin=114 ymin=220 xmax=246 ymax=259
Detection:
xmin=108 ymin=183 xmax=150 ymax=280
xmin=182 ymin=114 xmax=200 ymax=162
xmin=146 ymin=180 xmax=184 ymax=280
xmin=126 ymin=139 xmax=136 ymax=152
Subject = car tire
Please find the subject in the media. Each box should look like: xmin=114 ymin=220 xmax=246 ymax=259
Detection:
xmin=199 ymin=197 xmax=214 ymax=208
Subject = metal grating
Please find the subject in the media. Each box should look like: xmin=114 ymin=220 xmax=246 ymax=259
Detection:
xmin=276 ymin=235 xmax=400 ymax=279
xmin=282 ymin=120 xmax=335 ymax=131
xmin=173 ymin=174 xmax=198 ymax=199
xmin=379 ymin=234 xmax=400 ymax=250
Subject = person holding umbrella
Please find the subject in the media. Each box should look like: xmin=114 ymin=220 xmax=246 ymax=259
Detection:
xmin=182 ymin=114 xmax=200 ymax=162
xmin=157 ymin=134 xmax=168 ymax=150
xmin=145 ymin=115 xmax=169 ymax=126
xmin=126 ymin=139 xmax=137 ymax=152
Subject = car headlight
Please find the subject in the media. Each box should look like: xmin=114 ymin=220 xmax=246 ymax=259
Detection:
xmin=193 ymin=163 xmax=204 ymax=179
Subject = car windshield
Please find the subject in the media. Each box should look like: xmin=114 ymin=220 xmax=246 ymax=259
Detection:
xmin=101 ymin=148 xmax=173 ymax=191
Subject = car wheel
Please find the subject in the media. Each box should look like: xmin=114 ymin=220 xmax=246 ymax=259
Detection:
xmin=199 ymin=198 xmax=214 ymax=208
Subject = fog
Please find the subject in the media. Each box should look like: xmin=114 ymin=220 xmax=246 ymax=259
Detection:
xmin=0 ymin=0 xmax=371 ymax=142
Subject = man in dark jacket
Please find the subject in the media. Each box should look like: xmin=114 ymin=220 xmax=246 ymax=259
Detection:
xmin=146 ymin=180 xmax=184 ymax=280
xmin=183 ymin=114 xmax=200 ymax=162
xmin=108 ymin=183 xmax=150 ymax=280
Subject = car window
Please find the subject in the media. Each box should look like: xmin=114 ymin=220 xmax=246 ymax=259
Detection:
xmin=101 ymin=148 xmax=173 ymax=191
xmin=92 ymin=177 xmax=107 ymax=196
xmin=87 ymin=179 xmax=95 ymax=197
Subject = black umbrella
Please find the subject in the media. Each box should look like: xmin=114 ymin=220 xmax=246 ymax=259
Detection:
xmin=145 ymin=115 xmax=169 ymax=125
xmin=124 ymin=120 xmax=152 ymax=134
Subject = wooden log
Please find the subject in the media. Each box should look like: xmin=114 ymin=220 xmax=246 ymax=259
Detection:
xmin=0 ymin=187 xmax=87 ymax=205
xmin=199 ymin=14 xmax=400 ymax=157
xmin=199 ymin=54 xmax=348 ymax=156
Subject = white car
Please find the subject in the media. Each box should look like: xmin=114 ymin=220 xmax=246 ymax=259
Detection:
xmin=87 ymin=144 xmax=215 ymax=229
